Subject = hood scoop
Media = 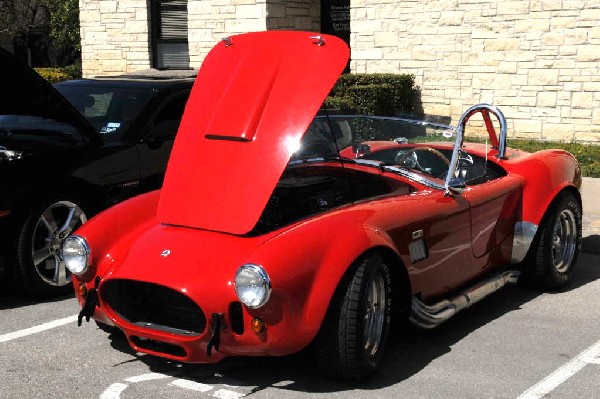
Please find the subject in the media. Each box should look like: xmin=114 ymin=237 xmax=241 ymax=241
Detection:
xmin=203 ymin=54 xmax=280 ymax=143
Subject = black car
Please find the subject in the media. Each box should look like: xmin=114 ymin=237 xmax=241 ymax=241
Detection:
xmin=0 ymin=47 xmax=194 ymax=297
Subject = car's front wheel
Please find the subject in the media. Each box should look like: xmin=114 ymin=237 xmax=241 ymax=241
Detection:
xmin=16 ymin=199 xmax=88 ymax=297
xmin=316 ymin=254 xmax=393 ymax=380
xmin=528 ymin=191 xmax=582 ymax=290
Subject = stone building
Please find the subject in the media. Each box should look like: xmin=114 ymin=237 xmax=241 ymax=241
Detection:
xmin=79 ymin=0 xmax=600 ymax=142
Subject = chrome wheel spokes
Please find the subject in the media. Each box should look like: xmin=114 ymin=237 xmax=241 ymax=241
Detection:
xmin=31 ymin=201 xmax=87 ymax=287
xmin=551 ymin=209 xmax=577 ymax=273
xmin=364 ymin=271 xmax=387 ymax=357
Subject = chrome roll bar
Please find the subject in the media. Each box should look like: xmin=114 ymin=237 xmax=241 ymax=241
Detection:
xmin=457 ymin=103 xmax=508 ymax=159
xmin=445 ymin=103 xmax=508 ymax=195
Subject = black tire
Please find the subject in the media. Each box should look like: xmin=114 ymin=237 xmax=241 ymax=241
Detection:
xmin=527 ymin=192 xmax=582 ymax=290
xmin=315 ymin=254 xmax=393 ymax=380
xmin=15 ymin=198 xmax=88 ymax=297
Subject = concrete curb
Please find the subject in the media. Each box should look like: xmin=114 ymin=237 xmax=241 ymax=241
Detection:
xmin=581 ymin=177 xmax=600 ymax=254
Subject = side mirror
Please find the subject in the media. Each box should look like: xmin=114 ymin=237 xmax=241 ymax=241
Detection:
xmin=446 ymin=177 xmax=466 ymax=195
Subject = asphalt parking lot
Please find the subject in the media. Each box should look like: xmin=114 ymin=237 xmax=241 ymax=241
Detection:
xmin=1 ymin=178 xmax=599 ymax=399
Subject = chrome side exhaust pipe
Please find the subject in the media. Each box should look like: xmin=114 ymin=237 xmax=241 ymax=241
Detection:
xmin=409 ymin=271 xmax=520 ymax=329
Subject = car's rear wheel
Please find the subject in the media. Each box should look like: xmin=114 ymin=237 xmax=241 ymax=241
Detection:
xmin=16 ymin=198 xmax=88 ymax=297
xmin=529 ymin=192 xmax=581 ymax=290
xmin=315 ymin=254 xmax=392 ymax=380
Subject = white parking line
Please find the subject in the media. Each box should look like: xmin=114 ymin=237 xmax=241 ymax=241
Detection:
xmin=100 ymin=383 xmax=128 ymax=399
xmin=170 ymin=379 xmax=214 ymax=392
xmin=517 ymin=339 xmax=600 ymax=399
xmin=0 ymin=315 xmax=78 ymax=343
xmin=101 ymin=373 xmax=249 ymax=399
xmin=125 ymin=373 xmax=170 ymax=383
xmin=213 ymin=389 xmax=246 ymax=399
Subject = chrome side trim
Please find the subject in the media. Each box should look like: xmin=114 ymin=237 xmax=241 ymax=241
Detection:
xmin=511 ymin=221 xmax=538 ymax=263
xmin=409 ymin=271 xmax=520 ymax=329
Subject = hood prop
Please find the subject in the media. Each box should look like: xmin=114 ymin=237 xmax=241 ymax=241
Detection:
xmin=410 ymin=271 xmax=520 ymax=329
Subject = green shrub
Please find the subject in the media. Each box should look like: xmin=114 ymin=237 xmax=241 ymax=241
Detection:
xmin=34 ymin=67 xmax=70 ymax=83
xmin=61 ymin=62 xmax=82 ymax=79
xmin=327 ymin=73 xmax=418 ymax=116
xmin=322 ymin=96 xmax=355 ymax=113
xmin=34 ymin=63 xmax=82 ymax=83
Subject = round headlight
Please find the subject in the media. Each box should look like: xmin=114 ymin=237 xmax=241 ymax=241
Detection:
xmin=234 ymin=264 xmax=271 ymax=309
xmin=61 ymin=235 xmax=90 ymax=275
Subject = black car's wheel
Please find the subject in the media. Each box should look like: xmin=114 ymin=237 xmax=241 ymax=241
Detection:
xmin=16 ymin=199 xmax=88 ymax=297
xmin=529 ymin=192 xmax=582 ymax=290
xmin=316 ymin=254 xmax=393 ymax=380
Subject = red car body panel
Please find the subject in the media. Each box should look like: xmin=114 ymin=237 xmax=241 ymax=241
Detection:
xmin=158 ymin=31 xmax=349 ymax=235
xmin=69 ymin=32 xmax=582 ymax=366
xmin=502 ymin=148 xmax=582 ymax=224
xmin=72 ymin=150 xmax=579 ymax=364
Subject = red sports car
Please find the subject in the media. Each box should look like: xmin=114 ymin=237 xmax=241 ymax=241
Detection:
xmin=63 ymin=31 xmax=582 ymax=380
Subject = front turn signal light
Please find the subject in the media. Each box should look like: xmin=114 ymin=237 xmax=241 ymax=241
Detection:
xmin=250 ymin=318 xmax=265 ymax=333
xmin=77 ymin=283 xmax=88 ymax=298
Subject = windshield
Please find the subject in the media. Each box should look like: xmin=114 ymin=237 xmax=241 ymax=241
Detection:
xmin=293 ymin=114 xmax=460 ymax=185
xmin=54 ymin=84 xmax=156 ymax=140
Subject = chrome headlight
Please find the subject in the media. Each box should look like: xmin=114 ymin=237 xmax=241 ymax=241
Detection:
xmin=61 ymin=235 xmax=91 ymax=275
xmin=234 ymin=264 xmax=271 ymax=309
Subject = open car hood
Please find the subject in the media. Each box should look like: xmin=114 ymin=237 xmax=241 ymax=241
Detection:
xmin=158 ymin=31 xmax=349 ymax=234
xmin=0 ymin=47 xmax=97 ymax=142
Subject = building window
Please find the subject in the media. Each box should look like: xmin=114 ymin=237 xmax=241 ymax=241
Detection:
xmin=150 ymin=0 xmax=190 ymax=69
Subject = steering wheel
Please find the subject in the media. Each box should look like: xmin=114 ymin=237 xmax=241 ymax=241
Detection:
xmin=395 ymin=147 xmax=451 ymax=176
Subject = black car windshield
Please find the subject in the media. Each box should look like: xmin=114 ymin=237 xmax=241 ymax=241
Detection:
xmin=54 ymin=84 xmax=156 ymax=141
xmin=0 ymin=115 xmax=82 ymax=146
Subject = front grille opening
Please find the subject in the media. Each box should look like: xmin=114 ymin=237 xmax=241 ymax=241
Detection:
xmin=229 ymin=302 xmax=244 ymax=335
xmin=131 ymin=336 xmax=186 ymax=357
xmin=101 ymin=279 xmax=206 ymax=335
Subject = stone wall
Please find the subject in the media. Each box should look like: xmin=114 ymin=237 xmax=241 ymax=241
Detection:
xmin=351 ymin=0 xmax=600 ymax=142
xmin=81 ymin=1 xmax=320 ymax=77
xmin=188 ymin=0 xmax=268 ymax=67
xmin=79 ymin=1 xmax=152 ymax=77
xmin=188 ymin=0 xmax=319 ymax=65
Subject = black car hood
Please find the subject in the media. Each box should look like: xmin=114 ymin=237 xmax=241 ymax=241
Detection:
xmin=0 ymin=47 xmax=98 ymax=143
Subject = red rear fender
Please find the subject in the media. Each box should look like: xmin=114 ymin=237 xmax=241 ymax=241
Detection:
xmin=507 ymin=150 xmax=582 ymax=226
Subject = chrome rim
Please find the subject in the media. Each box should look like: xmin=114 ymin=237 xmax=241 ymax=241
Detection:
xmin=551 ymin=209 xmax=577 ymax=273
xmin=364 ymin=271 xmax=387 ymax=357
xmin=31 ymin=201 xmax=87 ymax=287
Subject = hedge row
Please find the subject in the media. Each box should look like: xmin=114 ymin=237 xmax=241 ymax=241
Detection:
xmin=325 ymin=73 xmax=418 ymax=116
xmin=34 ymin=63 xmax=82 ymax=83
xmin=35 ymin=65 xmax=419 ymax=116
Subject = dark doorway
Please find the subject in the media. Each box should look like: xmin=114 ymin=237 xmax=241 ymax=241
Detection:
xmin=321 ymin=0 xmax=350 ymax=46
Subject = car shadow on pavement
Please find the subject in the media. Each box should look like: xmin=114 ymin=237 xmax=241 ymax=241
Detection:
xmin=0 ymin=273 xmax=75 ymax=310
xmin=582 ymin=234 xmax=600 ymax=255
xmin=0 ymin=289 xmax=75 ymax=310
xmin=99 ymin=251 xmax=600 ymax=393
